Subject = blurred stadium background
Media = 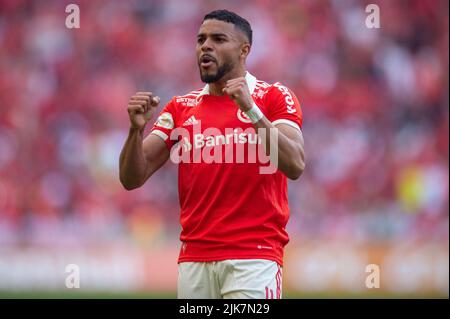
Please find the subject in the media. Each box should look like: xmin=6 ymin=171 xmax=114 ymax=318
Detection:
xmin=0 ymin=0 xmax=448 ymax=298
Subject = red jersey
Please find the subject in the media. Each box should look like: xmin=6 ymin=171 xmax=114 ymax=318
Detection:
xmin=150 ymin=72 xmax=303 ymax=266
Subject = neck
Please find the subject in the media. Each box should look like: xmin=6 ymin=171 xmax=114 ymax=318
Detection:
xmin=208 ymin=67 xmax=247 ymax=96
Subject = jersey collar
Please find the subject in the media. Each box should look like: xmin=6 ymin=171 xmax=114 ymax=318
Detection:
xmin=197 ymin=71 xmax=257 ymax=98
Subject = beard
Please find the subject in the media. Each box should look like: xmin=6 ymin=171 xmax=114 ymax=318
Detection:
xmin=199 ymin=61 xmax=234 ymax=83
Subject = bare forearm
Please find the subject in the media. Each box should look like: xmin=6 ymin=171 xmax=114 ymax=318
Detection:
xmin=254 ymin=118 xmax=305 ymax=180
xmin=119 ymin=127 xmax=149 ymax=189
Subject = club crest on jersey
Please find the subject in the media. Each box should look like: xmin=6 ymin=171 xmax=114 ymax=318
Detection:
xmin=155 ymin=112 xmax=174 ymax=129
xmin=237 ymin=109 xmax=252 ymax=123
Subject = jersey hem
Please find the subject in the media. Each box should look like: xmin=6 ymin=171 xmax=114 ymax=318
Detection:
xmin=178 ymin=254 xmax=283 ymax=267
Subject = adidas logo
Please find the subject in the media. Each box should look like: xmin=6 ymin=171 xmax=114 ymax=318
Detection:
xmin=182 ymin=115 xmax=199 ymax=126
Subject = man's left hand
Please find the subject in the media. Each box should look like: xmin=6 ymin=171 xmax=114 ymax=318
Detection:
xmin=223 ymin=77 xmax=253 ymax=111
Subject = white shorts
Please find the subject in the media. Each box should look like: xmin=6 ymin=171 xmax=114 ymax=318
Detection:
xmin=177 ymin=259 xmax=282 ymax=299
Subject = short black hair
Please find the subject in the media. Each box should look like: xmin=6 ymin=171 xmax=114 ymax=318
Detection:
xmin=202 ymin=10 xmax=252 ymax=45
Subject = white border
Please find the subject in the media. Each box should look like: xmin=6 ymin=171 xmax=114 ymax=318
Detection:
xmin=272 ymin=119 xmax=301 ymax=131
xmin=151 ymin=129 xmax=169 ymax=141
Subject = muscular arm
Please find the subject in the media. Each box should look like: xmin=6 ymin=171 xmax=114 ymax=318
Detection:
xmin=254 ymin=119 xmax=306 ymax=180
xmin=119 ymin=130 xmax=169 ymax=190
xmin=223 ymin=77 xmax=305 ymax=180
xmin=119 ymin=91 xmax=171 ymax=190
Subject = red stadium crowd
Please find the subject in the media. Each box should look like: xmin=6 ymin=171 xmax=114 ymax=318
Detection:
xmin=0 ymin=0 xmax=448 ymax=247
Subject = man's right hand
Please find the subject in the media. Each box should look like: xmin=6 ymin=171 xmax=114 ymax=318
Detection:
xmin=127 ymin=92 xmax=160 ymax=130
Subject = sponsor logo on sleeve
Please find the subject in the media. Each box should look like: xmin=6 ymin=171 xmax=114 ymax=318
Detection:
xmin=155 ymin=112 xmax=174 ymax=129
xmin=274 ymin=83 xmax=297 ymax=114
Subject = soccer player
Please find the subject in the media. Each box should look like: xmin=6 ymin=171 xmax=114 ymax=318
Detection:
xmin=119 ymin=9 xmax=305 ymax=299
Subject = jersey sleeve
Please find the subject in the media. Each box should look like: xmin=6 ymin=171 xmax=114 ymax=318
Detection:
xmin=149 ymin=97 xmax=178 ymax=150
xmin=265 ymin=82 xmax=303 ymax=131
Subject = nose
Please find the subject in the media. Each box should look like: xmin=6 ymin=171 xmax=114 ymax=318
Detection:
xmin=200 ymin=38 xmax=213 ymax=52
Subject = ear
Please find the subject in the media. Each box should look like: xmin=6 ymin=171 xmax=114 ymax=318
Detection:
xmin=240 ymin=43 xmax=251 ymax=60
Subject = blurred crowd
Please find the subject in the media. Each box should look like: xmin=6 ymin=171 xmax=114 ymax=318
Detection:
xmin=0 ymin=0 xmax=448 ymax=248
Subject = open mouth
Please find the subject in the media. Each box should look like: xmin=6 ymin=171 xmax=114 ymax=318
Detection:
xmin=200 ymin=55 xmax=216 ymax=68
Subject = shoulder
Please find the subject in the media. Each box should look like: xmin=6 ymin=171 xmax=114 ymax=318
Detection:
xmin=254 ymin=79 xmax=298 ymax=106
xmin=256 ymin=80 xmax=301 ymax=118
xmin=266 ymin=82 xmax=299 ymax=107
xmin=269 ymin=82 xmax=296 ymax=98
xmin=252 ymin=79 xmax=271 ymax=99
xmin=255 ymin=79 xmax=271 ymax=90
xmin=253 ymin=79 xmax=296 ymax=99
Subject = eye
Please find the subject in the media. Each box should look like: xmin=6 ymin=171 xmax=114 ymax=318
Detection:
xmin=197 ymin=37 xmax=205 ymax=44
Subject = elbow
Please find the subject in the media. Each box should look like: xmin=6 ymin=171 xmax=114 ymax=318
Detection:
xmin=119 ymin=175 xmax=143 ymax=191
xmin=284 ymin=144 xmax=306 ymax=180
xmin=122 ymin=183 xmax=139 ymax=191
xmin=287 ymin=169 xmax=303 ymax=181
xmin=120 ymin=168 xmax=153 ymax=190
xmin=120 ymin=180 xmax=138 ymax=191
xmin=287 ymin=160 xmax=305 ymax=181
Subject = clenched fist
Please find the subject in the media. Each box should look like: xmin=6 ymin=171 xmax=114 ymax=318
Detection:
xmin=127 ymin=92 xmax=160 ymax=130
xmin=222 ymin=77 xmax=253 ymax=112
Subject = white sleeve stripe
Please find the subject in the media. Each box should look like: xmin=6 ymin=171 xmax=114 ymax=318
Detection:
xmin=272 ymin=119 xmax=301 ymax=131
xmin=151 ymin=129 xmax=169 ymax=141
